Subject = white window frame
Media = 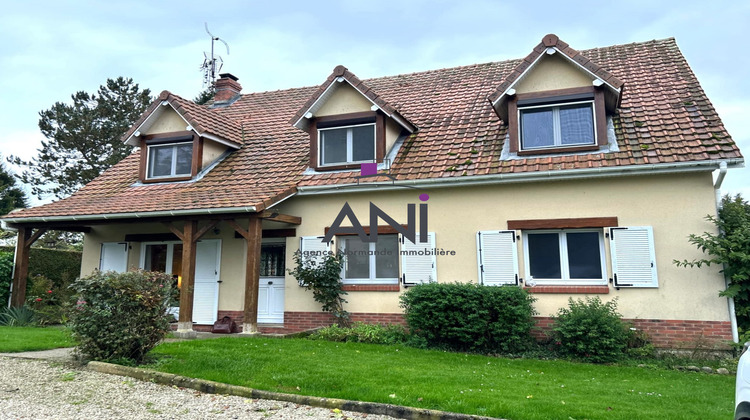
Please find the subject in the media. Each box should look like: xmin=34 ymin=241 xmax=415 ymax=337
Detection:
xmin=146 ymin=141 xmax=193 ymax=179
xmin=522 ymin=229 xmax=607 ymax=285
xmin=340 ymin=234 xmax=399 ymax=285
xmin=318 ymin=123 xmax=376 ymax=167
xmin=139 ymin=241 xmax=181 ymax=273
xmin=518 ymin=100 xmax=597 ymax=151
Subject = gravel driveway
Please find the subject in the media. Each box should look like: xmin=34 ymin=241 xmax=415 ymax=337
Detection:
xmin=0 ymin=357 xmax=396 ymax=420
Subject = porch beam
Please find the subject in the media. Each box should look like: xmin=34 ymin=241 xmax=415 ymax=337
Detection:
xmin=10 ymin=227 xmax=48 ymax=307
xmin=258 ymin=211 xmax=301 ymax=225
xmin=163 ymin=223 xmax=185 ymax=242
xmin=227 ymin=219 xmax=249 ymax=240
xmin=194 ymin=220 xmax=220 ymax=241
xmin=176 ymin=220 xmax=197 ymax=338
xmin=241 ymin=216 xmax=262 ymax=334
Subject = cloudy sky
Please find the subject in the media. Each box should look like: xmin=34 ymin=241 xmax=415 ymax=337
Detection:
xmin=1 ymin=0 xmax=747 ymax=206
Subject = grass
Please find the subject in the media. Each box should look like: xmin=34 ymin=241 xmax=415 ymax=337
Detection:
xmin=0 ymin=326 xmax=74 ymax=352
xmin=147 ymin=337 xmax=734 ymax=420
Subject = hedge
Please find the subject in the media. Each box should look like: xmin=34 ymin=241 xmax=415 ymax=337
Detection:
xmin=0 ymin=246 xmax=82 ymax=301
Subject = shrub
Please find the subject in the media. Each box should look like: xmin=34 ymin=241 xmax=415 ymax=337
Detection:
xmin=311 ymin=322 xmax=408 ymax=345
xmin=68 ymin=270 xmax=174 ymax=364
xmin=0 ymin=306 xmax=37 ymax=326
xmin=288 ymin=250 xmax=349 ymax=326
xmin=0 ymin=252 xmax=12 ymax=306
xmin=552 ymin=297 xmax=629 ymax=363
xmin=26 ymin=274 xmax=75 ymax=325
xmin=400 ymin=282 xmax=536 ymax=354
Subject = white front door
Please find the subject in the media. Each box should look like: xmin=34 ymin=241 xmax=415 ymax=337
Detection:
xmin=257 ymin=242 xmax=285 ymax=324
xmin=193 ymin=239 xmax=221 ymax=325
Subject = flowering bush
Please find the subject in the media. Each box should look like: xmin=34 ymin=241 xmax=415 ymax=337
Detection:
xmin=68 ymin=270 xmax=174 ymax=364
xmin=26 ymin=275 xmax=74 ymax=325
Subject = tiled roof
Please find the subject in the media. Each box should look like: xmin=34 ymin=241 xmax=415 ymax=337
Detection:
xmin=289 ymin=65 xmax=416 ymax=132
xmin=123 ymin=91 xmax=245 ymax=146
xmin=6 ymin=36 xmax=743 ymax=221
xmin=488 ymin=33 xmax=624 ymax=104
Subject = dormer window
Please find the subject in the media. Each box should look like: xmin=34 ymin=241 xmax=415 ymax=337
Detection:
xmin=507 ymin=86 xmax=607 ymax=156
xmin=147 ymin=142 xmax=193 ymax=178
xmin=519 ymin=101 xmax=595 ymax=150
xmin=319 ymin=123 xmax=375 ymax=166
xmin=138 ymin=131 xmax=200 ymax=183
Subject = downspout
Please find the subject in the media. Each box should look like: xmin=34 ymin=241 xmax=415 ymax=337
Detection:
xmin=714 ymin=162 xmax=738 ymax=343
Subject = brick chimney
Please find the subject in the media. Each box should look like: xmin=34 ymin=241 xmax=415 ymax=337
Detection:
xmin=214 ymin=73 xmax=241 ymax=102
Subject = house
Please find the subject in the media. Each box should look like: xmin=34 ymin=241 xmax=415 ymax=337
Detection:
xmin=2 ymin=34 xmax=743 ymax=348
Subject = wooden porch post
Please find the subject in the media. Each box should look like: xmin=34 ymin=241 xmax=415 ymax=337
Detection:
xmin=227 ymin=216 xmax=262 ymax=334
xmin=10 ymin=227 xmax=47 ymax=308
xmin=177 ymin=221 xmax=198 ymax=336
xmin=243 ymin=216 xmax=262 ymax=334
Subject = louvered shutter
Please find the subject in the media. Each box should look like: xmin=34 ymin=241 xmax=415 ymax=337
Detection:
xmin=298 ymin=236 xmax=331 ymax=285
xmin=609 ymin=226 xmax=658 ymax=288
xmin=400 ymin=232 xmax=436 ymax=285
xmin=99 ymin=242 xmax=128 ymax=272
xmin=476 ymin=231 xmax=519 ymax=286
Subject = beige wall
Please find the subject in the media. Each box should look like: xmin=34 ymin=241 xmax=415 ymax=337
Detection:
xmin=144 ymin=108 xmax=186 ymax=134
xmin=316 ymin=83 xmax=372 ymax=117
xmin=82 ymin=172 xmax=729 ymax=323
xmin=202 ymin=140 xmax=229 ymax=169
xmin=515 ymin=53 xmax=593 ymax=94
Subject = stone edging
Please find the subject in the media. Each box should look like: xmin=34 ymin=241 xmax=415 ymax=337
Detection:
xmin=87 ymin=361 xmax=503 ymax=420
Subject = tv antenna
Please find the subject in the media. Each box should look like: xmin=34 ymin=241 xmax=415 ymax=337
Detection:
xmin=201 ymin=23 xmax=229 ymax=89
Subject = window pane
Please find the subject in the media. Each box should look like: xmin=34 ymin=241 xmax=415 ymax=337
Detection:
xmin=527 ymin=233 xmax=561 ymax=279
xmin=144 ymin=244 xmax=168 ymax=272
xmin=149 ymin=146 xmax=173 ymax=177
xmin=260 ymin=245 xmax=285 ymax=277
xmin=174 ymin=144 xmax=193 ymax=175
xmin=566 ymin=232 xmax=602 ymax=279
xmin=344 ymin=237 xmax=370 ymax=279
xmin=559 ymin=104 xmax=595 ymax=145
xmin=171 ymin=244 xmax=183 ymax=275
xmin=321 ymin=128 xmax=347 ymax=164
xmin=375 ymin=235 xmax=398 ymax=279
xmin=520 ymin=108 xmax=555 ymax=149
xmin=352 ymin=125 xmax=375 ymax=162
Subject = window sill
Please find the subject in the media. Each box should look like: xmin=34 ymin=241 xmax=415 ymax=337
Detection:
xmin=523 ymin=286 xmax=609 ymax=294
xmin=342 ymin=284 xmax=400 ymax=292
xmin=516 ymin=145 xmax=599 ymax=156
xmin=142 ymin=175 xmax=193 ymax=183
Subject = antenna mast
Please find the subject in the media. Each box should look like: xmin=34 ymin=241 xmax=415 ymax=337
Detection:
xmin=201 ymin=23 xmax=230 ymax=89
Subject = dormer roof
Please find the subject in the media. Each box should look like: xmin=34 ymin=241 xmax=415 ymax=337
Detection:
xmin=123 ymin=90 xmax=244 ymax=148
xmin=488 ymin=34 xmax=624 ymax=122
xmin=290 ymin=65 xmax=417 ymax=133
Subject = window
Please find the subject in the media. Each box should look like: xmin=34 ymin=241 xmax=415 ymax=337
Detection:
xmin=523 ymin=229 xmax=606 ymax=284
xmin=341 ymin=234 xmax=399 ymax=284
xmin=319 ymin=124 xmax=375 ymax=166
xmin=260 ymin=244 xmax=285 ymax=277
xmin=147 ymin=142 xmax=193 ymax=179
xmin=519 ymin=101 xmax=595 ymax=150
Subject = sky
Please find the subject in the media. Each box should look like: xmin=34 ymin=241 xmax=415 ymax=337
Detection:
xmin=0 ymin=0 xmax=748 ymax=206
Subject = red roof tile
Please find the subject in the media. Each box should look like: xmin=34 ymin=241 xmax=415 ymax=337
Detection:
xmin=6 ymin=36 xmax=742 ymax=221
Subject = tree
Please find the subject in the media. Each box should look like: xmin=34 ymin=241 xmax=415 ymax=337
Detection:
xmin=193 ymin=87 xmax=215 ymax=105
xmin=9 ymin=77 xmax=152 ymax=199
xmin=0 ymin=162 xmax=27 ymax=216
xmin=0 ymin=162 xmax=28 ymax=244
xmin=675 ymin=194 xmax=750 ymax=331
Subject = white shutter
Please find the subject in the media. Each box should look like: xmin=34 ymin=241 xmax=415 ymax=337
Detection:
xmin=400 ymin=232 xmax=436 ymax=285
xmin=99 ymin=242 xmax=128 ymax=272
xmin=609 ymin=226 xmax=658 ymax=288
xmin=476 ymin=231 xmax=519 ymax=286
xmin=298 ymin=236 xmax=331 ymax=285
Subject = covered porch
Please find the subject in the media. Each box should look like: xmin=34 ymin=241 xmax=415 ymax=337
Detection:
xmin=5 ymin=210 xmax=301 ymax=337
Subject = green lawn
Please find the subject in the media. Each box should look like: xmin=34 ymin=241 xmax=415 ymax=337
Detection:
xmin=148 ymin=337 xmax=734 ymax=420
xmin=0 ymin=326 xmax=74 ymax=352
